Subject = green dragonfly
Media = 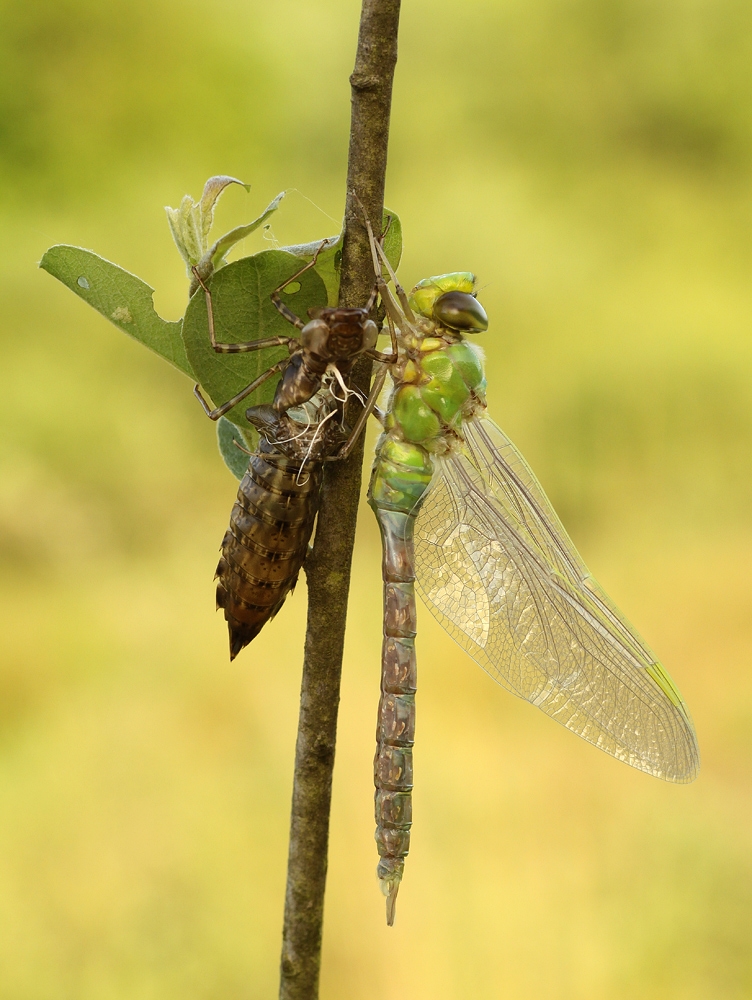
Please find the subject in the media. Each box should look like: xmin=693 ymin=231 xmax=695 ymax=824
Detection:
xmin=363 ymin=233 xmax=699 ymax=924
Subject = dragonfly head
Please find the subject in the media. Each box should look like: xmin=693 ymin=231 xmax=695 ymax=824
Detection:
xmin=409 ymin=273 xmax=488 ymax=334
xmin=433 ymin=290 xmax=488 ymax=333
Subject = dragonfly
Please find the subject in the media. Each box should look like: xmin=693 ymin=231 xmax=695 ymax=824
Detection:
xmin=360 ymin=227 xmax=700 ymax=925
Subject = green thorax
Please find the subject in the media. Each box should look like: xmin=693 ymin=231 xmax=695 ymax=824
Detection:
xmin=368 ymin=273 xmax=488 ymax=515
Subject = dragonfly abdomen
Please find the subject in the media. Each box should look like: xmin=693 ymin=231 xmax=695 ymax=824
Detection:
xmin=369 ymin=443 xmax=434 ymax=925
xmin=216 ymin=439 xmax=323 ymax=660
xmin=373 ymin=508 xmax=420 ymax=926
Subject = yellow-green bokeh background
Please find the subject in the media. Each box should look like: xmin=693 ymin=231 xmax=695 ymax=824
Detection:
xmin=2 ymin=0 xmax=751 ymax=996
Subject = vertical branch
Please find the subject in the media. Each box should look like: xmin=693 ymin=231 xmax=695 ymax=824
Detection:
xmin=278 ymin=3 xmax=402 ymax=1000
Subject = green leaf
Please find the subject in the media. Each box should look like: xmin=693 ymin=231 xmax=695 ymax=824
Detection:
xmin=217 ymin=416 xmax=252 ymax=479
xmin=207 ymin=191 xmax=285 ymax=272
xmin=166 ymin=175 xmax=250 ymax=270
xmin=39 ymin=245 xmax=194 ymax=377
xmin=277 ymin=233 xmax=339 ymax=304
xmin=381 ymin=208 xmax=403 ymax=276
xmin=182 ymin=250 xmax=328 ymax=436
xmin=165 ymin=196 xmax=199 ymax=268
xmin=199 ymin=175 xmax=250 ymax=245
xmin=279 ymin=207 xmax=403 ymax=306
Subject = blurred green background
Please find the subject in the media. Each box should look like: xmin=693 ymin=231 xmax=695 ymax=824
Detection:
xmin=1 ymin=0 xmax=751 ymax=996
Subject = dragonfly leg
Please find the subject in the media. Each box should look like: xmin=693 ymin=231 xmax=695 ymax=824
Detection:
xmin=362 ymin=303 xmax=399 ymax=365
xmin=191 ymin=267 xmax=296 ymax=354
xmin=374 ymin=239 xmax=417 ymax=325
xmin=356 ymin=199 xmax=418 ymax=337
xmin=359 ymin=211 xmax=412 ymax=339
xmin=363 ymin=280 xmax=379 ymax=314
xmin=270 ymin=239 xmax=332 ymax=330
xmin=327 ymin=363 xmax=389 ymax=461
xmin=193 ymin=359 xmax=288 ymax=421
xmin=387 ymin=308 xmax=399 ymax=359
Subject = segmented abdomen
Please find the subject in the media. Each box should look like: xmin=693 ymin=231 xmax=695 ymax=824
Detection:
xmin=368 ymin=438 xmax=434 ymax=925
xmin=216 ymin=438 xmax=323 ymax=660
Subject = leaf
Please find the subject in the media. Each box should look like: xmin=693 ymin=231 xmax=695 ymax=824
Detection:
xmin=199 ymin=175 xmax=250 ymax=245
xmin=217 ymin=416 xmax=252 ymax=479
xmin=279 ymin=207 xmax=403 ymax=306
xmin=279 ymin=233 xmax=339 ymax=305
xmin=182 ymin=250 xmax=328 ymax=435
xmin=381 ymin=208 xmax=403 ymax=276
xmin=165 ymin=195 xmax=202 ymax=267
xmin=207 ymin=191 xmax=286 ymax=272
xmin=39 ymin=245 xmax=194 ymax=377
xmin=166 ymin=175 xmax=251 ymax=270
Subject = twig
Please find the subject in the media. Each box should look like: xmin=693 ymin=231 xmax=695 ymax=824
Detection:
xmin=278 ymin=3 xmax=402 ymax=999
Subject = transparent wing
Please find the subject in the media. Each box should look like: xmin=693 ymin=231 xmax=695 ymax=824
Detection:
xmin=414 ymin=416 xmax=699 ymax=782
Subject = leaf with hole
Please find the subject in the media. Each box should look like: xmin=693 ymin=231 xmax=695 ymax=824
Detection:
xmin=39 ymin=245 xmax=193 ymax=377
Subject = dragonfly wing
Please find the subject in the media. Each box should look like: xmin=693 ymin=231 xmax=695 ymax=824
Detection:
xmin=414 ymin=415 xmax=699 ymax=782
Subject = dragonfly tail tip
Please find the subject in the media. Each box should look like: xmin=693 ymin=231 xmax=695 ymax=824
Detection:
xmin=378 ymin=860 xmax=403 ymax=926
xmin=385 ymin=884 xmax=399 ymax=926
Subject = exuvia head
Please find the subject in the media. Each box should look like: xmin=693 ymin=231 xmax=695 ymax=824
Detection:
xmin=409 ymin=272 xmax=488 ymax=334
xmin=301 ymin=306 xmax=378 ymax=360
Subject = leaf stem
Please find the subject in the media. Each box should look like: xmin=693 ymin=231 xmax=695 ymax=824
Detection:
xmin=278 ymin=3 xmax=402 ymax=999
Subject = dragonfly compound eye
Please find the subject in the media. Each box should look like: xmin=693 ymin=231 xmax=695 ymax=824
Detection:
xmin=433 ymin=291 xmax=488 ymax=333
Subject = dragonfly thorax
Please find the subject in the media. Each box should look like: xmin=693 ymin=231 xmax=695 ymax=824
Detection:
xmin=384 ymin=335 xmax=487 ymax=445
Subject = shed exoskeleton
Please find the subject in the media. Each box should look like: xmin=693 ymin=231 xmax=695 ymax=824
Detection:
xmin=191 ymin=245 xmax=391 ymax=658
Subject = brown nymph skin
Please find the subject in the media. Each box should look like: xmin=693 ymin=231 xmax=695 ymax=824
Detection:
xmin=216 ymin=401 xmax=345 ymax=660
xmin=203 ymin=289 xmax=381 ymax=659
